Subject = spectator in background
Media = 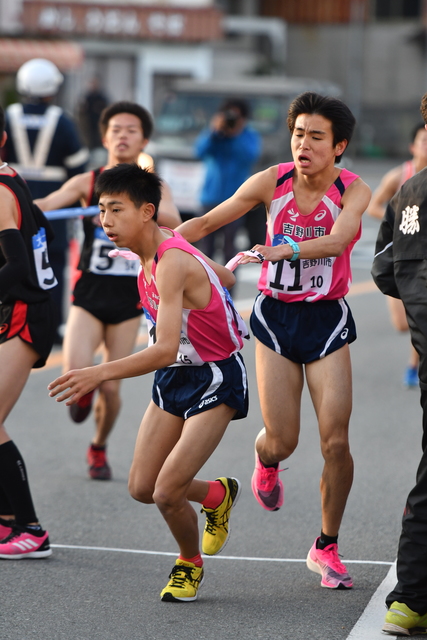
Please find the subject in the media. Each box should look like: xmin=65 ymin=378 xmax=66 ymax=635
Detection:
xmin=195 ymin=98 xmax=261 ymax=263
xmin=2 ymin=58 xmax=89 ymax=345
xmin=78 ymin=77 xmax=109 ymax=165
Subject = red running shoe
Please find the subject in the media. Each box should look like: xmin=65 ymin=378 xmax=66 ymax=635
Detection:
xmin=87 ymin=443 xmax=112 ymax=480
xmin=69 ymin=390 xmax=95 ymax=424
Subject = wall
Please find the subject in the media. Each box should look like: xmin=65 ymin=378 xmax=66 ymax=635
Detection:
xmin=286 ymin=20 xmax=426 ymax=155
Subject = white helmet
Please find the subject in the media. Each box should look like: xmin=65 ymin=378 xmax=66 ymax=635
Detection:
xmin=16 ymin=58 xmax=64 ymax=97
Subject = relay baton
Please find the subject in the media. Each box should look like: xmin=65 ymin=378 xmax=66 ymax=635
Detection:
xmin=43 ymin=206 xmax=99 ymax=220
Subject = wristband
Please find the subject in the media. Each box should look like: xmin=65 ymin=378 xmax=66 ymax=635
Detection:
xmin=282 ymin=235 xmax=300 ymax=262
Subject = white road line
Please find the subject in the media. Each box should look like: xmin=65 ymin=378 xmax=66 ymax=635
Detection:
xmin=346 ymin=562 xmax=397 ymax=640
xmin=51 ymin=543 xmax=397 ymax=637
xmin=50 ymin=543 xmax=392 ymax=567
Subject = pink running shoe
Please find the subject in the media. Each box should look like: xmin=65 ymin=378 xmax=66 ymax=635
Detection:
xmin=0 ymin=518 xmax=14 ymax=541
xmin=306 ymin=538 xmax=353 ymax=589
xmin=251 ymin=429 xmax=284 ymax=511
xmin=0 ymin=528 xmax=52 ymax=559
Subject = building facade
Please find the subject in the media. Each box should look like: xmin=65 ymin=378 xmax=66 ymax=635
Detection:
xmin=0 ymin=0 xmax=426 ymax=156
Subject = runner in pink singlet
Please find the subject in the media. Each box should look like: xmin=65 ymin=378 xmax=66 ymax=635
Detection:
xmin=48 ymin=163 xmax=248 ymax=603
xmin=139 ymin=230 xmax=246 ymax=364
xmin=177 ymin=92 xmax=371 ymax=591
xmin=258 ymin=161 xmax=360 ymax=303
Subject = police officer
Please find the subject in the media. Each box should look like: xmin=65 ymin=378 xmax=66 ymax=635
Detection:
xmin=2 ymin=58 xmax=89 ymax=343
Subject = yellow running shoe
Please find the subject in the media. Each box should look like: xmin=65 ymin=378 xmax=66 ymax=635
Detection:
xmin=201 ymin=477 xmax=241 ymax=556
xmin=383 ymin=601 xmax=427 ymax=635
xmin=160 ymin=559 xmax=204 ymax=602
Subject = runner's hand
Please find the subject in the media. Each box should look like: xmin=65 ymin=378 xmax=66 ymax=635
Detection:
xmin=48 ymin=367 xmax=102 ymax=406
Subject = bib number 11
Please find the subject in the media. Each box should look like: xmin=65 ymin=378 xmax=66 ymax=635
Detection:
xmin=269 ymin=259 xmax=302 ymax=292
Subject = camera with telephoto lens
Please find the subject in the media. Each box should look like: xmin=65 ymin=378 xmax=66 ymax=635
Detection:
xmin=223 ymin=109 xmax=239 ymax=129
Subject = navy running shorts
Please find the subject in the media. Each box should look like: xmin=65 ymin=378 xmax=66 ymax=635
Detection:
xmin=73 ymin=272 xmax=143 ymax=325
xmin=152 ymin=352 xmax=248 ymax=420
xmin=0 ymin=296 xmax=56 ymax=368
xmin=250 ymin=293 xmax=356 ymax=364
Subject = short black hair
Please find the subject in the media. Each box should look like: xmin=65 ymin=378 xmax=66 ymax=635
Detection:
xmin=0 ymin=106 xmax=4 ymax=138
xmin=410 ymin=122 xmax=426 ymax=143
xmin=99 ymin=101 xmax=154 ymax=139
xmin=220 ymin=98 xmax=250 ymax=119
xmin=95 ymin=163 xmax=162 ymax=220
xmin=420 ymin=94 xmax=427 ymax=123
xmin=287 ymin=92 xmax=356 ymax=164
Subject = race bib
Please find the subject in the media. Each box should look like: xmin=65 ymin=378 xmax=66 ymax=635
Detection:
xmin=89 ymin=227 xmax=139 ymax=277
xmin=143 ymin=307 xmax=200 ymax=366
xmin=267 ymin=233 xmax=333 ymax=297
xmin=143 ymin=307 xmax=157 ymax=347
xmin=32 ymin=227 xmax=57 ymax=290
xmin=223 ymin=287 xmax=249 ymax=340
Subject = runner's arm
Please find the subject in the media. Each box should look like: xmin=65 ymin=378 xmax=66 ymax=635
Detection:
xmin=158 ymin=180 xmax=182 ymax=229
xmin=199 ymin=253 xmax=236 ymax=289
xmin=366 ymin=167 xmax=400 ymax=220
xmin=0 ymin=186 xmax=30 ymax=296
xmin=243 ymin=178 xmax=371 ymax=263
xmin=177 ymin=166 xmax=276 ymax=243
xmin=48 ymin=258 xmax=186 ymax=404
xmin=0 ymin=185 xmax=19 ymax=231
xmin=371 ymin=196 xmax=400 ymax=298
xmin=34 ymin=172 xmax=92 ymax=211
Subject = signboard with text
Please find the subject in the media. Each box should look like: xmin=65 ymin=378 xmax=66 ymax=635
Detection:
xmin=22 ymin=2 xmax=223 ymax=41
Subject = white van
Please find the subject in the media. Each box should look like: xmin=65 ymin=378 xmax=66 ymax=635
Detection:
xmin=147 ymin=75 xmax=340 ymax=218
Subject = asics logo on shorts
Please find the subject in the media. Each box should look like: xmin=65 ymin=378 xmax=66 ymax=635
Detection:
xmin=199 ymin=395 xmax=218 ymax=409
xmin=0 ymin=323 xmax=8 ymax=334
xmin=341 ymin=328 xmax=349 ymax=340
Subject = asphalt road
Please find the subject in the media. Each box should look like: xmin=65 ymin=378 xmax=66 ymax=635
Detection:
xmin=1 ymin=158 xmax=421 ymax=640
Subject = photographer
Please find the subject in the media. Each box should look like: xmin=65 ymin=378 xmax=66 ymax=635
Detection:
xmin=195 ymin=98 xmax=261 ymax=263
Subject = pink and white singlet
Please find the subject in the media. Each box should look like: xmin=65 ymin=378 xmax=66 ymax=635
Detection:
xmin=138 ymin=230 xmax=246 ymax=366
xmin=258 ymin=162 xmax=361 ymax=302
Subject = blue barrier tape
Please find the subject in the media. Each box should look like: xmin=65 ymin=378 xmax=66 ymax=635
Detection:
xmin=44 ymin=206 xmax=99 ymax=220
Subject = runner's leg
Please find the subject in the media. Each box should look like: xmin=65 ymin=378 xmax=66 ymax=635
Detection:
xmin=305 ymin=344 xmax=353 ymax=537
xmin=0 ymin=337 xmax=41 ymax=524
xmin=93 ymin=315 xmax=141 ymax=446
xmin=129 ymin=401 xmax=235 ymax=559
xmin=254 ymin=339 xmax=304 ymax=464
xmin=63 ymin=305 xmax=104 ymax=372
xmin=154 ymin=403 xmax=236 ymax=559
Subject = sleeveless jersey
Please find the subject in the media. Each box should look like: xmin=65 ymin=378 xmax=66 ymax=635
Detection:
xmin=0 ymin=169 xmax=57 ymax=304
xmin=399 ymin=160 xmax=416 ymax=188
xmin=138 ymin=230 xmax=246 ymax=366
xmin=258 ymin=162 xmax=361 ymax=302
xmin=78 ymin=167 xmax=139 ymax=278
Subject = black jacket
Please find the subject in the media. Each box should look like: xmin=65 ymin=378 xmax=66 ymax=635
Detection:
xmin=372 ymin=167 xmax=427 ymax=298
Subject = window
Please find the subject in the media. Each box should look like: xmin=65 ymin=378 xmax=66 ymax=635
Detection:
xmin=374 ymin=0 xmax=421 ymax=18
xmin=156 ymin=93 xmax=282 ymax=136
